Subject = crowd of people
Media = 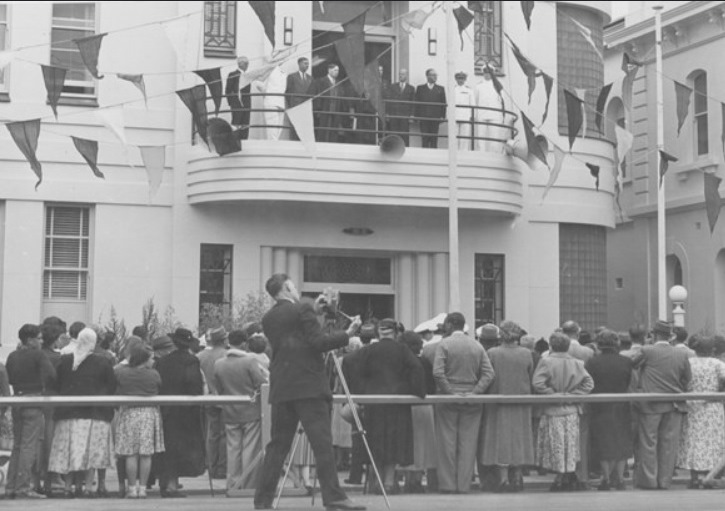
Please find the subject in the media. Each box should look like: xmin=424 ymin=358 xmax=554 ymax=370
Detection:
xmin=2 ymin=275 xmax=724 ymax=504
xmin=228 ymin=55 xmax=509 ymax=150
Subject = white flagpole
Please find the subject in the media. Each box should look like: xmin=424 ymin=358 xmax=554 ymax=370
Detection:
xmin=446 ymin=4 xmax=460 ymax=312
xmin=654 ymin=4 xmax=667 ymax=320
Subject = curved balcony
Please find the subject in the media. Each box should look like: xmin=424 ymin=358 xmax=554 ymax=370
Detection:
xmin=187 ymin=93 xmax=525 ymax=214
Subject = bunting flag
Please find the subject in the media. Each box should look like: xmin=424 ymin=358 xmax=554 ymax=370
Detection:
xmin=162 ymin=15 xmax=194 ymax=69
xmin=334 ymin=11 xmax=366 ymax=96
xmin=318 ymin=1 xmax=325 ymax=14
xmin=621 ymin=52 xmax=642 ymax=112
xmin=521 ymin=1 xmax=534 ymax=30
xmin=586 ymin=162 xmax=600 ymax=190
xmin=139 ymin=146 xmax=165 ymax=200
xmin=570 ymin=17 xmax=602 ymax=61
xmin=176 ymin=84 xmax=209 ymax=143
xmin=286 ymin=99 xmax=316 ymax=156
xmin=41 ymin=65 xmax=66 ymax=119
xmin=194 ymin=67 xmax=223 ymax=116
xmin=0 ymin=51 xmax=15 ymax=71
xmin=98 ymin=106 xmax=127 ymax=145
xmin=505 ymin=34 xmax=538 ymax=103
xmin=595 ymin=83 xmax=612 ymax=134
xmin=488 ymin=67 xmax=505 ymax=110
xmin=521 ymin=112 xmax=548 ymax=168
xmin=543 ymin=144 xmax=566 ymax=200
xmin=453 ymin=5 xmax=474 ymax=50
xmin=240 ymin=62 xmax=277 ymax=89
xmin=704 ymin=172 xmax=723 ymax=234
xmin=564 ymin=89 xmax=584 ymax=151
xmin=659 ymin=150 xmax=678 ymax=187
xmin=540 ymin=72 xmax=553 ymax=125
xmin=71 ymin=137 xmax=104 ymax=179
xmin=117 ymin=73 xmax=148 ymax=106
xmin=363 ymin=59 xmax=384 ymax=118
xmin=207 ymin=118 xmax=241 ymax=156
xmin=575 ymin=88 xmax=588 ymax=138
xmin=400 ymin=6 xmax=434 ymax=33
xmin=6 ymin=119 xmax=42 ymax=189
xmin=249 ymin=1 xmax=275 ymax=48
xmin=74 ymin=33 xmax=106 ymax=79
xmin=674 ymin=81 xmax=692 ymax=136
xmin=614 ymin=125 xmax=634 ymax=172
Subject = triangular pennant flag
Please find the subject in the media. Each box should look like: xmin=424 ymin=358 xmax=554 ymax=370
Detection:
xmin=41 ymin=65 xmax=66 ymax=120
xmin=139 ymin=146 xmax=165 ymax=200
xmin=704 ymin=172 xmax=723 ymax=234
xmin=249 ymin=1 xmax=275 ymax=48
xmin=674 ymin=81 xmax=692 ymax=136
xmin=334 ymin=11 xmax=366 ymax=95
xmin=564 ymin=89 xmax=584 ymax=151
xmin=521 ymin=112 xmax=548 ymax=168
xmin=453 ymin=5 xmax=474 ymax=50
xmin=521 ymin=1 xmax=534 ymax=30
xmin=621 ymin=52 xmax=641 ymax=112
xmin=74 ymin=33 xmax=106 ymax=79
xmin=586 ymin=162 xmax=600 ymax=190
xmin=400 ymin=6 xmax=433 ymax=33
xmin=6 ymin=119 xmax=42 ymax=189
xmin=287 ymin=99 xmax=316 ymax=157
xmin=575 ymin=88 xmax=588 ymax=138
xmin=570 ymin=17 xmax=602 ymax=61
xmin=505 ymin=34 xmax=538 ymax=103
xmin=595 ymin=83 xmax=612 ymax=134
xmin=543 ymin=144 xmax=566 ymax=200
xmin=0 ymin=51 xmax=15 ymax=70
xmin=614 ymin=125 xmax=633 ymax=173
xmin=71 ymin=137 xmax=104 ymax=179
xmin=98 ymin=106 xmax=127 ymax=144
xmin=363 ymin=59 xmax=384 ymax=118
xmin=194 ymin=67 xmax=223 ymax=116
xmin=117 ymin=73 xmax=148 ymax=107
xmin=659 ymin=150 xmax=678 ymax=187
xmin=240 ymin=62 xmax=277 ymax=89
xmin=162 ymin=15 xmax=193 ymax=70
xmin=176 ymin=84 xmax=209 ymax=143
xmin=318 ymin=1 xmax=325 ymax=14
xmin=540 ymin=72 xmax=553 ymax=125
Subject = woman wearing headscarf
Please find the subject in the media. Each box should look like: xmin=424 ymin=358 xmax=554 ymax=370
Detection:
xmin=533 ymin=332 xmax=593 ymax=492
xmin=48 ymin=328 xmax=117 ymax=498
xmin=154 ymin=328 xmax=205 ymax=497
xmin=585 ymin=329 xmax=634 ymax=490
xmin=677 ymin=335 xmax=725 ymax=489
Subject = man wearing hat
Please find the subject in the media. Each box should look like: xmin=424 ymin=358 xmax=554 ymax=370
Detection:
xmin=254 ymin=274 xmax=364 ymax=511
xmin=197 ymin=327 xmax=230 ymax=479
xmin=632 ymin=320 xmax=691 ymax=489
xmin=476 ymin=323 xmax=501 ymax=351
xmin=454 ymin=71 xmax=474 ymax=150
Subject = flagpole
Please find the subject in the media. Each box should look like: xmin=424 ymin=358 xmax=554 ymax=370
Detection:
xmin=446 ymin=4 xmax=460 ymax=312
xmin=654 ymin=4 xmax=666 ymax=321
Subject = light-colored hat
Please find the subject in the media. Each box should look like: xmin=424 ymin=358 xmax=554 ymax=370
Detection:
xmin=454 ymin=71 xmax=467 ymax=79
xmin=414 ymin=313 xmax=447 ymax=334
xmin=208 ymin=326 xmax=229 ymax=344
xmin=476 ymin=323 xmax=500 ymax=341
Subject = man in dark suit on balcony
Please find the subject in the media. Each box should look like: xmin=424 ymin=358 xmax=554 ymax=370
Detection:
xmin=308 ymin=63 xmax=350 ymax=143
xmin=226 ymin=55 xmax=251 ymax=140
xmin=415 ymin=68 xmax=446 ymax=148
xmin=387 ymin=68 xmax=416 ymax=145
xmin=285 ymin=57 xmax=313 ymax=141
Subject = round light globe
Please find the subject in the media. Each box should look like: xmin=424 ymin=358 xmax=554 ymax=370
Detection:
xmin=669 ymin=285 xmax=688 ymax=303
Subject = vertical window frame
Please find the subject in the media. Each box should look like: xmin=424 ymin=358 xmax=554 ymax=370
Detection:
xmin=693 ymin=71 xmax=708 ymax=157
xmin=43 ymin=205 xmax=91 ymax=301
xmin=203 ymin=0 xmax=237 ymax=58
xmin=474 ymin=253 xmax=505 ymax=329
xmin=473 ymin=1 xmax=503 ymax=75
xmin=0 ymin=3 xmax=9 ymax=92
xmin=199 ymin=243 xmax=233 ymax=313
xmin=50 ymin=2 xmax=98 ymax=98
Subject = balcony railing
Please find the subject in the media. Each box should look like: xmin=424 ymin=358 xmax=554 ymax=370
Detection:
xmin=194 ymin=92 xmax=518 ymax=151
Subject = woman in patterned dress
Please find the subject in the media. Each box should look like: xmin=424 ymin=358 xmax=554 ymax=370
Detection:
xmin=677 ymin=335 xmax=725 ymax=488
xmin=532 ymin=332 xmax=594 ymax=492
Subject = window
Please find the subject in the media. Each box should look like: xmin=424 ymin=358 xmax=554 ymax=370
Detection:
xmin=559 ymin=224 xmax=607 ymax=331
xmin=693 ymin=71 xmax=708 ymax=156
xmin=474 ymin=254 xmax=505 ymax=328
xmin=50 ymin=3 xmax=96 ymax=96
xmin=304 ymin=255 xmax=391 ymax=285
xmin=471 ymin=1 xmax=502 ymax=74
xmin=0 ymin=4 xmax=8 ymax=90
xmin=199 ymin=244 xmax=233 ymax=308
xmin=44 ymin=206 xmax=90 ymax=300
xmin=204 ymin=1 xmax=236 ymax=58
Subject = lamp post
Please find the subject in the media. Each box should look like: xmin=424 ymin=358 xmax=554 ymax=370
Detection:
xmin=669 ymin=285 xmax=687 ymax=327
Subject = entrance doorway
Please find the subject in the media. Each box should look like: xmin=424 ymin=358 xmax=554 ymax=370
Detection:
xmin=311 ymin=30 xmax=393 ymax=83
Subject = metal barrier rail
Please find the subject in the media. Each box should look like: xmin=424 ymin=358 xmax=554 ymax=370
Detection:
xmin=0 ymin=395 xmax=251 ymax=407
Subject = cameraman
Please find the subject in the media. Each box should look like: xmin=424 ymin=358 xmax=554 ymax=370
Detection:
xmin=254 ymin=274 xmax=364 ymax=511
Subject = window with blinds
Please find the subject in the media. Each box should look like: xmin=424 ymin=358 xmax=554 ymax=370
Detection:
xmin=50 ymin=2 xmax=96 ymax=96
xmin=0 ymin=4 xmax=8 ymax=89
xmin=43 ymin=206 xmax=90 ymax=300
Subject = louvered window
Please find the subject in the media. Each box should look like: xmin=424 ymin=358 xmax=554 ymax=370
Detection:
xmin=44 ymin=206 xmax=90 ymax=300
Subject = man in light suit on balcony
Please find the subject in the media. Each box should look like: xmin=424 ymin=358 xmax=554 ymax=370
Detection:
xmin=415 ymin=68 xmax=446 ymax=148
xmin=285 ymin=57 xmax=313 ymax=141
xmin=475 ymin=65 xmax=505 ymax=152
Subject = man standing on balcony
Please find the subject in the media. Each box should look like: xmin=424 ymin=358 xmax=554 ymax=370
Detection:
xmin=226 ymin=56 xmax=251 ymax=139
xmin=415 ymin=68 xmax=446 ymax=148
xmin=474 ymin=65 xmax=504 ymax=152
xmin=387 ymin=68 xmax=416 ymax=146
xmin=308 ymin=63 xmax=349 ymax=143
xmin=285 ymin=57 xmax=313 ymax=141
xmin=454 ymin=72 xmax=474 ymax=150
xmin=256 ymin=64 xmax=287 ymax=141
